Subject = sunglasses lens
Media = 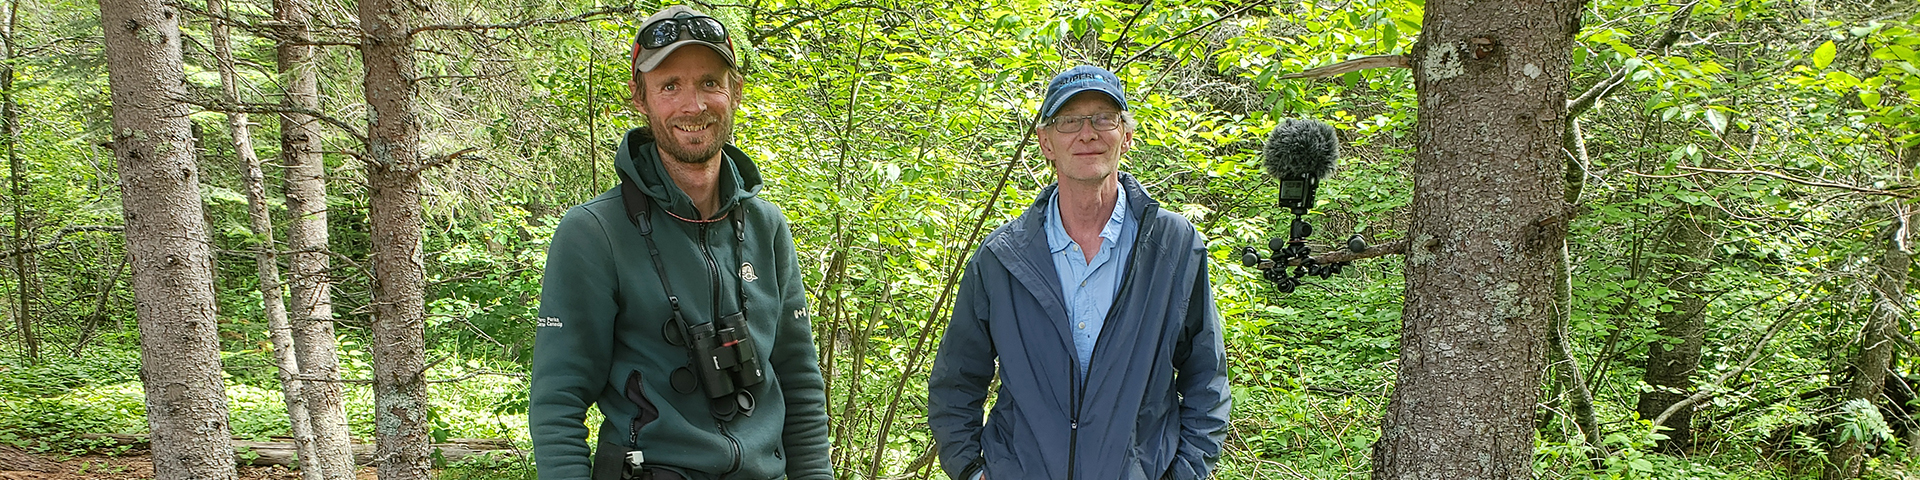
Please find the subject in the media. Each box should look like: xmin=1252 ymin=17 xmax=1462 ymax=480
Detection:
xmin=687 ymin=17 xmax=726 ymax=42
xmin=639 ymin=16 xmax=727 ymax=51
xmin=641 ymin=19 xmax=679 ymax=49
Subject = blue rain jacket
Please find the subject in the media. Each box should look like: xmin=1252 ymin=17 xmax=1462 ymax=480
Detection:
xmin=928 ymin=173 xmax=1231 ymax=480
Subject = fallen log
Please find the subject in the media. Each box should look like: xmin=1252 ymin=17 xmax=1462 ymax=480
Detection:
xmin=81 ymin=434 xmax=522 ymax=466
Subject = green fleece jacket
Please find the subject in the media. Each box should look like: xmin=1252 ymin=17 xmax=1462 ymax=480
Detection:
xmin=531 ymin=128 xmax=831 ymax=480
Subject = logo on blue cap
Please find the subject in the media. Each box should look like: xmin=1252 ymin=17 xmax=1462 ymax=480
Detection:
xmin=1041 ymin=65 xmax=1129 ymax=118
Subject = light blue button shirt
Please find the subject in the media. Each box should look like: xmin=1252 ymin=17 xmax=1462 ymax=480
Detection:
xmin=1045 ymin=187 xmax=1136 ymax=377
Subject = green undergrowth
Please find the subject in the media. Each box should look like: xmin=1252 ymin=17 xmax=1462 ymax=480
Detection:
xmin=0 ymin=348 xmax=532 ymax=463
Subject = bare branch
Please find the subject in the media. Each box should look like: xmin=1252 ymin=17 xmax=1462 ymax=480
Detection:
xmin=185 ymin=97 xmax=369 ymax=145
xmin=1650 ymin=300 xmax=1803 ymax=429
xmin=409 ymin=5 xmax=636 ymax=37
xmin=408 ymin=146 xmax=481 ymax=176
xmin=18 ymin=36 xmax=96 ymax=57
xmin=1627 ymin=166 xmax=1915 ymax=198
xmin=426 ymin=370 xmax=528 ymax=384
xmin=1116 ymin=1 xmax=1270 ymax=71
xmin=1103 ymin=0 xmax=1155 ymax=68
xmin=1566 ymin=3 xmax=1693 ymax=118
xmin=0 ymin=226 xmax=125 ymax=260
xmin=752 ymin=3 xmax=895 ymax=43
xmin=1280 ymin=237 xmax=1438 ymax=267
xmin=1278 ymin=54 xmax=1410 ymax=80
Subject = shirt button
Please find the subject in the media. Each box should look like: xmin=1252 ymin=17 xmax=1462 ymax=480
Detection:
xmin=1078 ymin=322 xmax=1087 ymax=329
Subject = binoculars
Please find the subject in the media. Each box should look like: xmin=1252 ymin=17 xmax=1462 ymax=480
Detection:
xmin=668 ymin=310 xmax=764 ymax=419
xmin=688 ymin=312 xmax=766 ymax=400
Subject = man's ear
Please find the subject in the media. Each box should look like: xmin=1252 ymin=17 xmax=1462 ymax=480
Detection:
xmin=628 ymin=76 xmax=646 ymax=111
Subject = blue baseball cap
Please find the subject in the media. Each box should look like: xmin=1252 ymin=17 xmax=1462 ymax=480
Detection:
xmin=1039 ymin=65 xmax=1129 ymax=119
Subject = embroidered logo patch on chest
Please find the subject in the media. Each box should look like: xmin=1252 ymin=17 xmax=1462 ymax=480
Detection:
xmin=739 ymin=262 xmax=758 ymax=282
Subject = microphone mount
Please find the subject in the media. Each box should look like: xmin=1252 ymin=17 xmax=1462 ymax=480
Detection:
xmin=1240 ymin=205 xmax=1362 ymax=294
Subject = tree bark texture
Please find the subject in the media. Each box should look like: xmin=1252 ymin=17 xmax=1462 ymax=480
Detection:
xmin=274 ymin=0 xmax=354 ymax=475
xmin=357 ymin=0 xmax=430 ymax=477
xmin=1547 ymin=116 xmax=1605 ymax=462
xmin=97 ymin=0 xmax=238 ymax=476
xmin=1372 ymin=0 xmax=1582 ymax=477
xmin=1824 ymin=146 xmax=1916 ymax=480
xmin=208 ymin=0 xmax=322 ymax=478
xmin=3 ymin=0 xmax=36 ymax=363
xmin=1634 ymin=203 xmax=1719 ymax=452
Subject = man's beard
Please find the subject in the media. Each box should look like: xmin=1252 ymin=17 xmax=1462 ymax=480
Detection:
xmin=652 ymin=110 xmax=731 ymax=165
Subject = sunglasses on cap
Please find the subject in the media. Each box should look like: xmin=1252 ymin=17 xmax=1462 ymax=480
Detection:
xmin=636 ymin=14 xmax=728 ymax=50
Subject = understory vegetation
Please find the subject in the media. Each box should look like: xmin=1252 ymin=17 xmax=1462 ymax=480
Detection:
xmin=4 ymin=0 xmax=1919 ymax=478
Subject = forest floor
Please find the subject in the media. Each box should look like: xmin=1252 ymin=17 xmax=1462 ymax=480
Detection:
xmin=0 ymin=445 xmax=377 ymax=480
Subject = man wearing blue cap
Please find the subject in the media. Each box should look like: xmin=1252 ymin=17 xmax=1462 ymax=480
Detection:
xmin=927 ymin=65 xmax=1232 ymax=480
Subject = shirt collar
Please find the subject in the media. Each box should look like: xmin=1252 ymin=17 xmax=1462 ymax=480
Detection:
xmin=1045 ymin=186 xmax=1128 ymax=254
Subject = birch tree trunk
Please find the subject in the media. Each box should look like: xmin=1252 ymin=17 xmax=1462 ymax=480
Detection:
xmin=273 ymin=0 xmax=355 ymax=475
xmin=97 ymin=0 xmax=237 ymax=476
xmin=208 ymin=1 xmax=321 ymax=478
xmin=357 ymin=0 xmax=431 ymax=476
xmin=1371 ymin=0 xmax=1583 ymax=476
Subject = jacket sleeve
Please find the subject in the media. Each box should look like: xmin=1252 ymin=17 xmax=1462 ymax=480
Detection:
xmin=1167 ymin=240 xmax=1230 ymax=480
xmin=928 ymin=256 xmax=994 ymax=480
xmin=770 ymin=217 xmax=834 ymax=480
xmin=530 ymin=209 xmax=620 ymax=480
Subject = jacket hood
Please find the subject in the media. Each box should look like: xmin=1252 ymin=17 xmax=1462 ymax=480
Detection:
xmin=614 ymin=127 xmax=765 ymax=221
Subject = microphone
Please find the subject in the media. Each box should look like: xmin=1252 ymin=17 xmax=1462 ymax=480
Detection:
xmin=1262 ymin=119 xmax=1339 ymax=182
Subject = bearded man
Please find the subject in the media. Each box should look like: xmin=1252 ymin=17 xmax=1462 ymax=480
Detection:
xmin=530 ymin=5 xmax=831 ymax=480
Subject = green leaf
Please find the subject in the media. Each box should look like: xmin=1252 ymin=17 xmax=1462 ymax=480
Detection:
xmin=1860 ymin=91 xmax=1882 ymax=108
xmin=1812 ymin=40 xmax=1837 ymax=69
xmin=1705 ymin=108 xmax=1728 ymax=133
xmin=1630 ymin=458 xmax=1654 ymax=472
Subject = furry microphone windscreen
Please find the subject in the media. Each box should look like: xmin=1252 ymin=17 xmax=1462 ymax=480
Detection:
xmin=1262 ymin=119 xmax=1339 ymax=181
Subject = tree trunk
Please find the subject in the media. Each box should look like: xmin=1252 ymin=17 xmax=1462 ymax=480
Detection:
xmin=273 ymin=0 xmax=354 ymax=475
xmin=1547 ymin=117 xmax=1605 ymax=464
xmin=1824 ymin=144 xmax=1916 ymax=479
xmin=1635 ymin=203 xmax=1720 ymax=452
xmin=357 ymin=0 xmax=431 ymax=476
xmin=208 ymin=1 xmax=322 ymax=478
xmin=97 ymin=0 xmax=237 ymax=476
xmin=1371 ymin=1 xmax=1582 ymax=477
xmin=3 ymin=0 xmax=34 ymax=364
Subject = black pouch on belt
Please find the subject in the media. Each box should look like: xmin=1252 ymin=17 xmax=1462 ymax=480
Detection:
xmin=591 ymin=442 xmax=688 ymax=480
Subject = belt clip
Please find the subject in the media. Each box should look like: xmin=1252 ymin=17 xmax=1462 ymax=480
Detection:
xmin=624 ymin=450 xmax=645 ymax=478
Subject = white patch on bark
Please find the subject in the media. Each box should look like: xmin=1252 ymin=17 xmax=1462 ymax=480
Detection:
xmin=1408 ymin=233 xmax=1437 ymax=266
xmin=1424 ymin=42 xmax=1465 ymax=81
xmin=1524 ymin=63 xmax=1542 ymax=78
xmin=1484 ymin=282 xmax=1522 ymax=326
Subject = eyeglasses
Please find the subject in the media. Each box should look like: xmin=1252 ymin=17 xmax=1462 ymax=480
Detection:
xmin=1045 ymin=112 xmax=1123 ymax=133
xmin=637 ymin=14 xmax=728 ymax=50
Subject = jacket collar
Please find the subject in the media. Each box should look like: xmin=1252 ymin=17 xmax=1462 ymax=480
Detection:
xmin=1003 ymin=172 xmax=1156 ymax=254
xmin=986 ymin=172 xmax=1159 ymax=338
xmin=613 ymin=127 xmax=764 ymax=221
